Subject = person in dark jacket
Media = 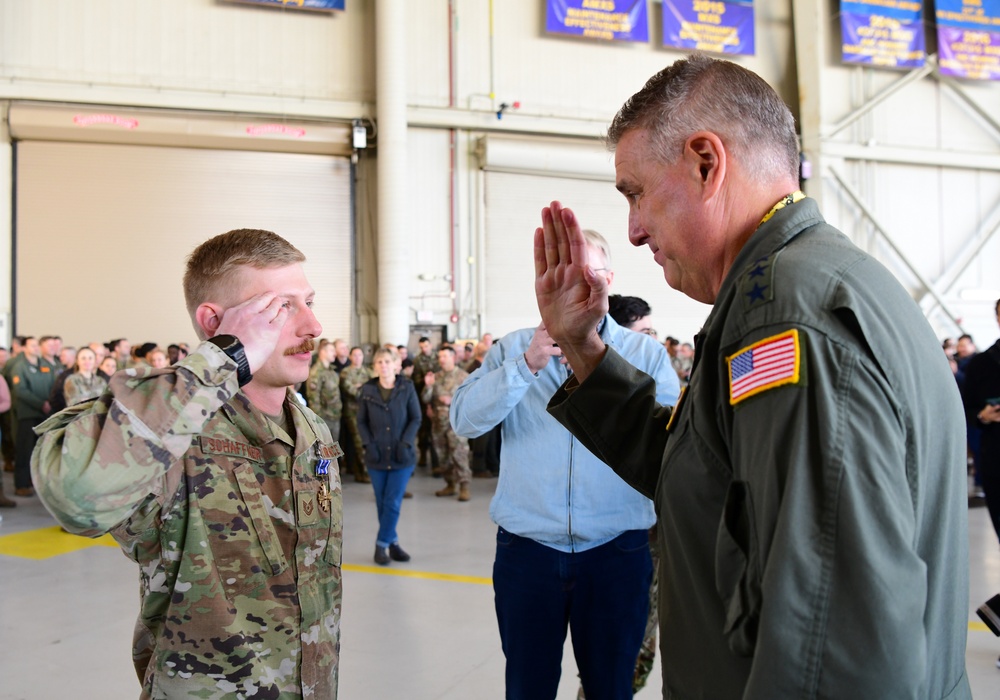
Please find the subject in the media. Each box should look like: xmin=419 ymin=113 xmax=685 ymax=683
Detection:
xmin=357 ymin=346 xmax=421 ymax=566
xmin=963 ymin=299 xmax=1000 ymax=545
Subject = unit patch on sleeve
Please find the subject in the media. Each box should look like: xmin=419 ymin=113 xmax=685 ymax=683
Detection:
xmin=727 ymin=329 xmax=802 ymax=406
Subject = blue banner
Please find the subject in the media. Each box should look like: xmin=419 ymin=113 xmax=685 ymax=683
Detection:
xmin=661 ymin=0 xmax=755 ymax=56
xmin=224 ymin=0 xmax=345 ymax=11
xmin=546 ymin=0 xmax=650 ymax=42
xmin=936 ymin=0 xmax=1000 ymax=80
xmin=840 ymin=0 xmax=925 ymax=69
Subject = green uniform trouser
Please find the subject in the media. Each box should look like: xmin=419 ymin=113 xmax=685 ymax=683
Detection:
xmin=431 ymin=410 xmax=470 ymax=486
xmin=342 ymin=406 xmax=367 ymax=479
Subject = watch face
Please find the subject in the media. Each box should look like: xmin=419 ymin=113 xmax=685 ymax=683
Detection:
xmin=212 ymin=335 xmax=239 ymax=350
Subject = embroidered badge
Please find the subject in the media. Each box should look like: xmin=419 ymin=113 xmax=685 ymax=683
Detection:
xmin=199 ymin=436 xmax=264 ymax=462
xmin=727 ymin=330 xmax=801 ymax=406
xmin=318 ymin=442 xmax=344 ymax=460
xmin=740 ymin=252 xmax=779 ymax=311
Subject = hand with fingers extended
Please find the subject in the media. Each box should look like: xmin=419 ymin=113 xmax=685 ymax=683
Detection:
xmin=214 ymin=292 xmax=288 ymax=373
xmin=534 ymin=201 xmax=608 ymax=348
xmin=524 ymin=324 xmax=563 ymax=374
xmin=533 ymin=201 xmax=609 ymax=381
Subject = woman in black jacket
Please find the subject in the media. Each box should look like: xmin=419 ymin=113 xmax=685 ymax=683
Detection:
xmin=357 ymin=347 xmax=421 ymax=565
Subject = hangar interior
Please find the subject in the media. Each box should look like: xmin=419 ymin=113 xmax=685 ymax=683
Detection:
xmin=0 ymin=0 xmax=998 ymax=698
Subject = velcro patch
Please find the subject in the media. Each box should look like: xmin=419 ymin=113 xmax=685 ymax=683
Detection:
xmin=199 ymin=436 xmax=263 ymax=462
xmin=318 ymin=442 xmax=344 ymax=460
xmin=727 ymin=330 xmax=801 ymax=406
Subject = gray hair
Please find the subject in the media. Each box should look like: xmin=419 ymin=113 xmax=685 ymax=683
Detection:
xmin=606 ymin=54 xmax=799 ymax=184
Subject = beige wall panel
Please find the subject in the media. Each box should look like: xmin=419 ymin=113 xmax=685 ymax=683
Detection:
xmin=0 ymin=0 xmax=375 ymax=104
xmin=484 ymin=171 xmax=711 ymax=343
xmin=15 ymin=140 xmax=352 ymax=350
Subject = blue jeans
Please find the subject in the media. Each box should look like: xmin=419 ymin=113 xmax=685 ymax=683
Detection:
xmin=493 ymin=528 xmax=652 ymax=700
xmin=368 ymin=466 xmax=414 ymax=548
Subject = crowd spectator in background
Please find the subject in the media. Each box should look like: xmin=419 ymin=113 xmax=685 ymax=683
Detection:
xmin=109 ymin=338 xmax=130 ymax=370
xmin=40 ymin=336 xmax=63 ymax=373
xmin=10 ymin=336 xmax=54 ymax=497
xmin=59 ymin=346 xmax=77 ymax=370
xmin=357 ymin=346 xmax=420 ymax=566
xmin=148 ymin=347 xmax=169 ymax=369
xmin=63 ymin=346 xmax=108 ymax=407
xmin=0 ymin=369 xmax=12 ymax=507
xmin=396 ymin=344 xmax=408 ymax=362
xmin=423 ymin=345 xmax=471 ymax=502
xmin=331 ymin=338 xmax=350 ymax=374
xmin=340 ymin=345 xmax=374 ymax=483
xmin=955 ymin=334 xmax=978 ymax=386
xmin=411 ymin=337 xmax=440 ymax=472
xmin=2 ymin=338 xmax=24 ymax=476
xmin=963 ymin=302 xmax=1000 ymax=544
xmin=97 ymin=354 xmax=118 ymax=382
xmin=307 ymin=339 xmax=343 ymax=442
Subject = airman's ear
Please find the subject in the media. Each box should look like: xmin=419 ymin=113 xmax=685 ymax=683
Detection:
xmin=684 ymin=131 xmax=726 ymax=199
xmin=194 ymin=303 xmax=224 ymax=339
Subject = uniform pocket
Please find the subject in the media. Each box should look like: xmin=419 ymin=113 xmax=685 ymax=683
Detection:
xmin=323 ymin=472 xmax=344 ymax=567
xmin=714 ymin=480 xmax=761 ymax=657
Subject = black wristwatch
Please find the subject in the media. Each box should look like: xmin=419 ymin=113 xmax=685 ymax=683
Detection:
xmin=208 ymin=334 xmax=253 ymax=387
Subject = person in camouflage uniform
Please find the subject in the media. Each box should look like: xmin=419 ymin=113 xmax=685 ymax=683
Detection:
xmin=31 ymin=228 xmax=343 ymax=700
xmin=411 ymin=337 xmax=440 ymax=470
xmin=422 ymin=345 xmax=471 ymax=501
xmin=339 ymin=346 xmax=374 ymax=483
xmin=306 ymin=339 xmax=343 ymax=441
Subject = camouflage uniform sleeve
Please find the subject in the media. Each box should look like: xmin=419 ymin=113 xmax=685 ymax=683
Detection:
xmin=305 ymin=364 xmax=321 ymax=408
xmin=30 ymin=342 xmax=240 ymax=536
xmin=321 ymin=371 xmax=341 ymax=414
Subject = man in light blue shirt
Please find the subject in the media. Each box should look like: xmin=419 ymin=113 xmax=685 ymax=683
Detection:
xmin=451 ymin=229 xmax=679 ymax=700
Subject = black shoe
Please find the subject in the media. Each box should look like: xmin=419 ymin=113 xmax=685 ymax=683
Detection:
xmin=388 ymin=543 xmax=410 ymax=562
xmin=374 ymin=546 xmax=390 ymax=566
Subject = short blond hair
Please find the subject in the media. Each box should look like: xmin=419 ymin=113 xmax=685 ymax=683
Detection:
xmin=581 ymin=229 xmax=612 ymax=269
xmin=183 ymin=228 xmax=305 ymax=323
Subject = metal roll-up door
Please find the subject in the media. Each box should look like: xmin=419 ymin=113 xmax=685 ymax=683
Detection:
xmin=15 ymin=139 xmax=353 ymax=348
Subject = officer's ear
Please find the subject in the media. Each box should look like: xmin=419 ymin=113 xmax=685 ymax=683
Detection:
xmin=195 ymin=303 xmax=225 ymax=338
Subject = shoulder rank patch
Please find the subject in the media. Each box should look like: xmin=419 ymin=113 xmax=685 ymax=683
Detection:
xmin=727 ymin=329 xmax=801 ymax=406
xmin=739 ymin=252 xmax=779 ymax=311
xmin=199 ymin=436 xmax=264 ymax=463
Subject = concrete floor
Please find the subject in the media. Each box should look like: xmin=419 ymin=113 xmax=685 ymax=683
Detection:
xmin=0 ymin=467 xmax=997 ymax=699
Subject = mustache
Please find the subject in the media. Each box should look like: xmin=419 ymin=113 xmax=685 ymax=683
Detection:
xmin=284 ymin=339 xmax=316 ymax=356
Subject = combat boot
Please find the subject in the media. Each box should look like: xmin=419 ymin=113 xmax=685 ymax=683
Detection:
xmin=458 ymin=484 xmax=471 ymax=502
xmin=435 ymin=482 xmax=456 ymax=497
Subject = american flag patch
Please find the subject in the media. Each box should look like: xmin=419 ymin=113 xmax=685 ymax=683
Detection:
xmin=727 ymin=330 xmax=801 ymax=405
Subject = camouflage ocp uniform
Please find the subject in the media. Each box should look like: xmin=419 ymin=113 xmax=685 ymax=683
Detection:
xmin=306 ymin=361 xmax=343 ymax=441
xmin=339 ymin=364 xmax=374 ymax=480
xmin=421 ymin=367 xmax=471 ymax=486
xmin=31 ymin=343 xmax=344 ymax=700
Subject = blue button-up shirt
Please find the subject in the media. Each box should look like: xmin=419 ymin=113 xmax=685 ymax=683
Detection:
xmin=450 ymin=315 xmax=679 ymax=552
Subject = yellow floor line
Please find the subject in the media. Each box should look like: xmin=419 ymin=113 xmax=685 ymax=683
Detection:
xmin=344 ymin=563 xmax=491 ymax=585
xmin=2 ymin=529 xmax=995 ymax=614
xmin=0 ymin=526 xmax=117 ymax=559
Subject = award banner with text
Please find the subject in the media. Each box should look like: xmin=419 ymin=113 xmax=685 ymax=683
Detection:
xmin=936 ymin=0 xmax=1000 ymax=80
xmin=546 ymin=0 xmax=650 ymax=42
xmin=662 ymin=0 xmax=755 ymax=55
xmin=840 ymin=0 xmax=925 ymax=69
xmin=224 ymin=0 xmax=345 ymax=11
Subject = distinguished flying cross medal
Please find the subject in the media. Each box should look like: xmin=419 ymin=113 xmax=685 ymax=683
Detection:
xmin=316 ymin=458 xmax=332 ymax=513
